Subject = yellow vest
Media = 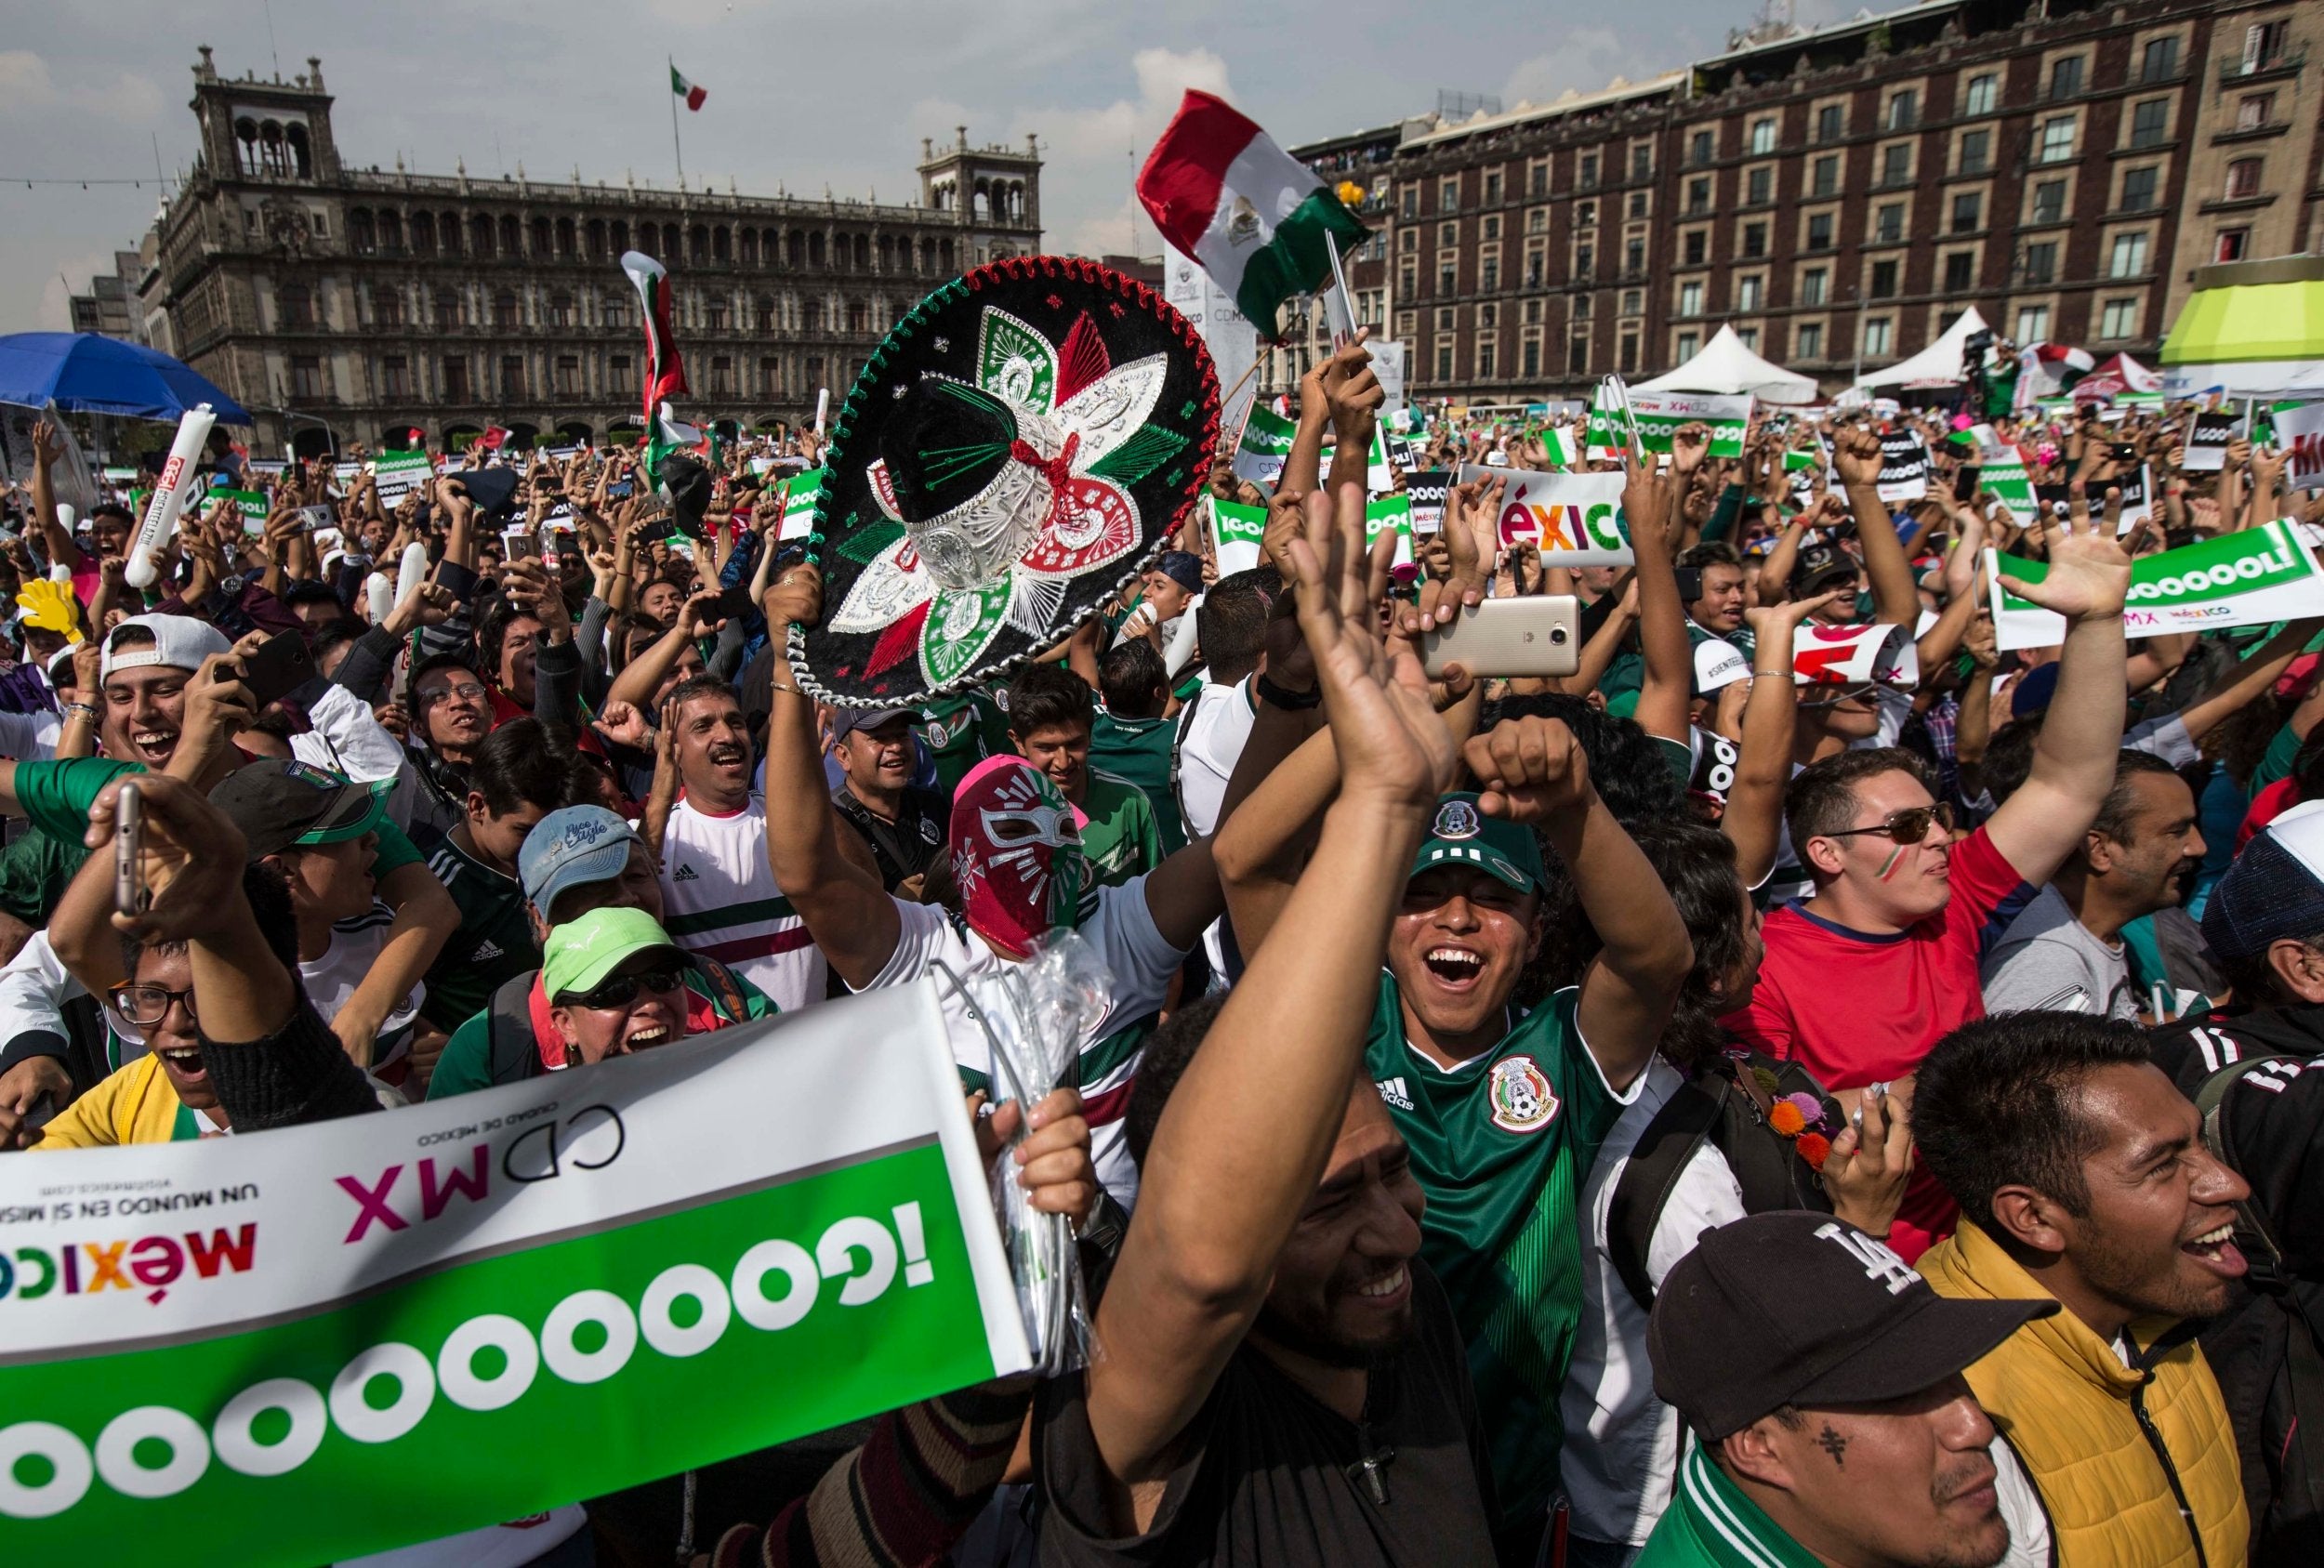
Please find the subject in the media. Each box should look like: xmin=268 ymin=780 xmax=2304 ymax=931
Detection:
xmin=1918 ymin=1219 xmax=2248 ymax=1568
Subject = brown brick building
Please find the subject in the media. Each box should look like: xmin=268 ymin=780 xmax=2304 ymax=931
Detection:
xmin=1292 ymin=0 xmax=2323 ymax=404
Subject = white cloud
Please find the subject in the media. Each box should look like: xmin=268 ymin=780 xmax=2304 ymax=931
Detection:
xmin=1502 ymin=26 xmax=1664 ymax=108
xmin=0 ymin=50 xmax=165 ymax=123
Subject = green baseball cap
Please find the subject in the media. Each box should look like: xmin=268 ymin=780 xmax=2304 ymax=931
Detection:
xmin=1407 ymin=792 xmax=1545 ymax=895
xmin=543 ymin=907 xmax=687 ymax=1002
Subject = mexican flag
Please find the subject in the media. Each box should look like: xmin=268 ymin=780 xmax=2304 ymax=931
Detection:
xmin=1136 ymin=90 xmax=1368 ymax=342
xmin=621 ymin=251 xmax=688 ymax=421
xmin=671 ymin=64 xmax=706 ymax=112
xmin=1233 ymin=404 xmax=1298 ymax=488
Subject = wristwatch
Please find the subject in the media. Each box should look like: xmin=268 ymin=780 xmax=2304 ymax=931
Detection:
xmin=1256 ymin=671 xmax=1321 ymax=710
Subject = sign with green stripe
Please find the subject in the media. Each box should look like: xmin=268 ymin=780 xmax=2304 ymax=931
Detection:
xmin=0 ymin=983 xmax=1026 ymax=1563
xmin=1586 ymin=390 xmax=1751 ymax=459
xmin=1232 ymin=406 xmax=1298 ymax=489
xmin=1211 ymin=497 xmax=1267 ymax=577
xmin=1987 ymin=520 xmax=2324 ymax=651
xmin=779 ymin=468 xmax=825 ymax=539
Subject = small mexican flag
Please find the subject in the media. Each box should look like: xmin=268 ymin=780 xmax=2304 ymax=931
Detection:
xmin=670 ymin=64 xmax=706 ymax=112
xmin=620 ymin=251 xmax=688 ymax=421
xmin=1137 ymin=90 xmax=1368 ymax=342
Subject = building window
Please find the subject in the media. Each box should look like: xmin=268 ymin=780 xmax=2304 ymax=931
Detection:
xmin=2022 ymin=242 xmax=2057 ymax=284
xmin=2014 ymin=305 xmax=2049 ymax=342
xmin=1816 ymin=103 xmax=1844 ymax=142
xmin=1437 ymin=343 xmax=1454 ymax=380
xmin=1737 ymin=326 xmax=1760 ymax=351
xmin=1631 ymin=144 xmax=1652 ymax=180
xmin=1523 ymin=337 xmax=1540 ymax=377
xmin=501 ymin=355 xmax=525 ymax=398
xmin=1573 ymin=295 xmax=1591 ymax=322
xmin=1687 ymin=176 xmax=1712 ymax=215
xmin=708 ymin=355 xmax=733 ymax=395
xmin=759 ymin=357 xmax=782 ymax=396
xmin=1674 ymin=330 xmax=1699 ymax=361
xmin=1677 ymin=280 xmax=1704 ymax=317
xmin=1483 ymin=257 xmax=1500 ymax=292
xmin=2048 ymin=56 xmax=2084 ymax=100
xmin=1810 ymin=155 xmax=1839 ymax=197
xmin=2217 ymin=228 xmax=2250 ymax=263
xmin=433 ymin=289 xmax=460 ymax=328
xmin=1750 ymin=118 xmax=1776 ymax=155
xmin=1568 ymin=337 xmax=1589 ymax=375
xmin=1950 ymin=191 xmax=1982 ymax=233
xmin=2129 ymin=99 xmax=2169 ymax=149
xmin=1690 ymin=129 xmax=1714 ymax=165
xmin=1684 ymin=231 xmax=1707 ymax=266
xmin=1741 ymin=222 xmax=1766 ymax=258
xmin=2244 ymin=20 xmax=2291 ymax=72
xmin=2141 ymin=36 xmax=2181 ymax=83
xmin=370 ymin=285 xmax=402 ymax=327
xmin=1479 ymin=340 xmax=1497 ymax=378
xmin=1963 ymin=73 xmax=1998 ymax=116
xmin=1401 ymin=187 xmax=1418 ymax=219
xmin=494 ymin=290 xmax=520 ymax=328
xmin=1579 ymin=152 xmax=1598 ymax=187
xmin=1624 ymin=238 xmax=1644 ymax=273
xmin=2109 ymin=232 xmax=2150 ymax=278
xmin=289 ymin=354 xmax=323 ymax=400
xmin=1958 ymin=128 xmax=1990 ymax=175
xmin=1483 ymin=215 xmax=1501 ymax=241
xmin=442 ymin=356 xmax=469 ymax=400
xmin=548 ymin=293 xmax=574 ymax=328
xmin=1736 ymin=275 xmax=1763 ymax=310
xmin=1869 ymin=259 xmax=1899 ymax=298
xmin=278 ymin=283 xmax=314 ymax=328
xmin=1797 ymin=322 xmax=1823 ymax=359
xmin=2238 ymin=93 xmax=2275 ymax=131
xmin=1530 ymin=161 xmax=1548 ymax=196
xmin=1747 ymin=165 xmax=1773 ymax=204
xmin=1874 ymin=204 xmax=1905 ymax=244
xmin=1627 ymin=191 xmax=1647 ymax=219
xmin=554 ymin=356 xmax=579 ymax=396
xmin=1618 ymin=334 xmax=1637 ymax=372
xmin=1944 ymin=252 xmax=1974 ymax=293
xmin=1620 ymin=290 xmax=1641 ymax=317
xmin=2036 ymin=116 xmax=2076 ymax=164
xmin=1801 ymin=267 xmax=1828 ymax=306
xmin=1439 ymin=220 xmax=1459 ymax=246
xmin=2100 ymin=297 xmax=2140 ymax=339
xmin=380 ymin=356 xmax=410 ymax=398
xmin=2227 ymin=158 xmax=2264 ymax=201
xmin=1484 ymin=170 xmax=1502 ymax=204
xmin=1440 ymin=263 xmax=1457 ymax=295
xmin=1863 ymin=318 xmax=1893 ymax=356
xmin=1881 ymin=144 xmax=1912 ymax=186
xmin=1887 ymin=89 xmax=1919 ymax=129
xmin=2120 ymin=166 xmax=2159 ymax=212
xmin=2031 ymin=180 xmax=2067 ymax=225
xmin=1439 ymin=178 xmax=1459 ymax=210
xmin=1806 ymin=213 xmax=1834 ymax=250
xmin=1577 ymin=200 xmax=1596 ymax=229
xmin=1576 ymin=244 xmax=1593 ymax=277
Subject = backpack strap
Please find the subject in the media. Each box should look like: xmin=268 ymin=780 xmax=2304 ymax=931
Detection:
xmin=1608 ymin=1076 xmax=1729 ymax=1312
xmin=484 ymin=971 xmax=547 ymax=1086
xmin=2195 ymin=1053 xmax=2296 ymax=1294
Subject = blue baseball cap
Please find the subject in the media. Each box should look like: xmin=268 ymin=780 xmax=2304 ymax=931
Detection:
xmin=521 ymin=807 xmax=642 ymax=917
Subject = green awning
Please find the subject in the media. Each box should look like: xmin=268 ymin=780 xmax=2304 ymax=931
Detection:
xmin=2162 ymin=258 xmax=2324 ymax=365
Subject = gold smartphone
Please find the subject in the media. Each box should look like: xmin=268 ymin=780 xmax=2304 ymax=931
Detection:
xmin=1421 ymin=597 xmax=1581 ymax=679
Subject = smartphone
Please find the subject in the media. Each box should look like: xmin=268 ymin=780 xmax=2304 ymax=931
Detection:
xmin=2110 ymin=442 xmax=2138 ymax=464
xmin=1952 ymin=463 xmax=1982 ymax=503
xmin=501 ymin=527 xmax=540 ymax=563
xmin=715 ymin=584 xmax=758 ymax=621
xmin=606 ymin=479 xmax=634 ymax=499
xmin=1673 ymin=566 xmax=1705 ymax=602
xmin=114 ymin=781 xmax=145 ymax=916
xmin=240 ymin=629 xmax=319 ymax=710
xmin=1421 ymin=597 xmax=1581 ymax=679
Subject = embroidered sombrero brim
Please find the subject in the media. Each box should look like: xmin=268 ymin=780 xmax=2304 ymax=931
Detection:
xmin=793 ymin=257 xmax=1220 ymax=705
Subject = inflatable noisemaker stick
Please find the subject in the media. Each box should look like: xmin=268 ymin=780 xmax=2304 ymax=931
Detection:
xmin=125 ymin=403 xmax=216 ymax=590
xmin=363 ymin=571 xmax=393 ymax=626
xmin=395 ymin=542 xmax=429 ymax=611
xmin=812 ymin=387 xmax=829 ymax=440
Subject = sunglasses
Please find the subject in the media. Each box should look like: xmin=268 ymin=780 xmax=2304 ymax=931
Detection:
xmin=558 ymin=965 xmax=687 ymax=1011
xmin=112 ymin=982 xmax=197 ymax=1027
xmin=1822 ymin=802 xmax=1956 ymax=846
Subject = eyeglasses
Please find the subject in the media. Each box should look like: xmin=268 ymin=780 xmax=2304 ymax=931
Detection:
xmin=112 ymin=982 xmax=197 ymax=1027
xmin=1822 ymin=802 xmax=1956 ymax=847
xmin=420 ymin=681 xmax=487 ymax=704
xmin=556 ymin=966 xmax=687 ymax=1011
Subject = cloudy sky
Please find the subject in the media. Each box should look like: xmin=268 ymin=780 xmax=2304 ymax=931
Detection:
xmin=0 ymin=0 xmax=1865 ymax=332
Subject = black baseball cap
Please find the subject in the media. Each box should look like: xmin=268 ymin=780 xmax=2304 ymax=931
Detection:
xmin=1649 ymin=1212 xmax=2053 ymax=1440
xmin=208 ymin=759 xmax=391 ymax=862
xmin=1789 ymin=541 xmax=1857 ymax=597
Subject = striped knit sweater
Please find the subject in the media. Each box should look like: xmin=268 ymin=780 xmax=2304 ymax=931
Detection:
xmin=709 ymin=1379 xmax=1034 ymax=1568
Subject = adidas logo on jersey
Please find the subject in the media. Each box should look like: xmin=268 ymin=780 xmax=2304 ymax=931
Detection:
xmin=673 ymin=864 xmax=699 ymax=882
xmin=1375 ymin=1076 xmax=1414 ymax=1112
xmin=471 ymin=940 xmax=503 ymax=961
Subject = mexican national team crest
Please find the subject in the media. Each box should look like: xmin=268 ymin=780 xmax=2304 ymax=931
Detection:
xmin=1487 ymin=1054 xmax=1560 ymax=1134
xmin=795 ymin=257 xmax=1220 ymax=705
xmin=1434 ymin=798 xmax=1484 ymax=840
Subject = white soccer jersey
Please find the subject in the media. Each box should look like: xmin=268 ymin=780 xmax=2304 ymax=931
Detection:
xmin=659 ymin=793 xmax=827 ymax=1014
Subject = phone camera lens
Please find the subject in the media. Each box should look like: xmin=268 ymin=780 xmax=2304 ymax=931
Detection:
xmin=1550 ymin=626 xmax=1569 ymax=645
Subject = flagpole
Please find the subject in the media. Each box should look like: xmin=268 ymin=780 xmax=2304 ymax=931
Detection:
xmin=667 ymin=57 xmax=686 ymax=190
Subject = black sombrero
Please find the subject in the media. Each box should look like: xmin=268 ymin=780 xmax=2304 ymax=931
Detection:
xmin=793 ymin=257 xmax=1221 ymax=705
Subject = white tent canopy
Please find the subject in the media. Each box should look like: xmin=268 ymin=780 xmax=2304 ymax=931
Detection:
xmin=1850 ymin=305 xmax=1992 ymax=390
xmin=1633 ymin=323 xmax=1817 ymax=404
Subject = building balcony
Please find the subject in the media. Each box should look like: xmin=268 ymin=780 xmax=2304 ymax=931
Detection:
xmin=2212 ymin=120 xmax=2291 ymax=146
xmin=2219 ymin=47 xmax=2305 ymax=87
xmin=2199 ymin=192 xmax=2278 ymax=216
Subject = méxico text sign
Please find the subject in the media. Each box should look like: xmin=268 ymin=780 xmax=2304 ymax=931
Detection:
xmin=0 ymin=983 xmax=1025 ymax=1564
xmin=1459 ymin=465 xmax=1631 ymax=564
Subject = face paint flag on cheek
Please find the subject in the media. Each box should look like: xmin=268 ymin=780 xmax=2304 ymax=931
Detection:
xmin=950 ymin=757 xmax=1089 ymax=958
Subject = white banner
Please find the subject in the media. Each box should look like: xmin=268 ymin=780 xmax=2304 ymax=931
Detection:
xmin=2278 ymin=401 xmax=2324 ymax=491
xmin=1164 ymin=242 xmax=1259 ymax=438
xmin=1458 ymin=465 xmax=1631 ymax=564
xmin=1986 ymin=520 xmax=2324 ymax=650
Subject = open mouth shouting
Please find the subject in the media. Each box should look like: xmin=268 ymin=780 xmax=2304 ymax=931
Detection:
xmin=1420 ymin=946 xmax=1486 ymax=993
xmin=706 ymin=742 xmax=749 ymax=778
xmin=155 ymin=1041 xmax=208 ymax=1087
xmin=128 ymin=724 xmax=178 ymax=765
xmin=2182 ymin=1219 xmax=2248 ymax=1279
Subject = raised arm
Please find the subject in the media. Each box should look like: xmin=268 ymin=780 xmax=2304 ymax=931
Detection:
xmin=1727 ymin=593 xmax=1840 ymax=886
xmin=29 ymin=421 xmax=89 ymax=576
xmin=1084 ymin=481 xmax=1452 ymax=1507
xmin=1831 ymin=425 xmax=1918 ymax=626
xmin=604 ymin=588 xmax=723 ymax=713
xmin=1631 ymin=434 xmax=1691 ymax=744
xmin=1983 ymin=497 xmax=2132 ymax=884
xmin=757 ymin=568 xmax=902 ymax=988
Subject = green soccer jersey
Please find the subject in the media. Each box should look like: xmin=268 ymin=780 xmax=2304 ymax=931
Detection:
xmin=412 ymin=826 xmax=541 ymax=1027
xmin=13 ymin=758 xmax=425 ymax=877
xmin=1090 ymin=709 xmax=1187 ymax=854
xmin=917 ymin=688 xmax=1012 ymax=800
xmin=1076 ymin=768 xmax=1164 ymax=887
xmin=1365 ymin=974 xmax=1634 ymax=1534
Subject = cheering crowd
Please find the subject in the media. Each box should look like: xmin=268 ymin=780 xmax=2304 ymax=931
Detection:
xmin=2 ymin=309 xmax=2322 ymax=1568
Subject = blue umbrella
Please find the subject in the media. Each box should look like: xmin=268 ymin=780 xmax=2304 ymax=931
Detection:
xmin=0 ymin=332 xmax=251 ymax=423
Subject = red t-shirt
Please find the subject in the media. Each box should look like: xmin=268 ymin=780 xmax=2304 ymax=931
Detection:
xmin=1724 ymin=824 xmax=2033 ymax=1258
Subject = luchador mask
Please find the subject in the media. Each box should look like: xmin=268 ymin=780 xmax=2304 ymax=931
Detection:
xmin=950 ymin=756 xmax=1087 ymax=959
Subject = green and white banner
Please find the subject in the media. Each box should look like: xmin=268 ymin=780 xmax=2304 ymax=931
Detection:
xmin=779 ymin=468 xmax=826 ymax=539
xmin=1459 ymin=464 xmax=1631 ymax=564
xmin=0 ymin=983 xmax=1027 ymax=1564
xmin=1587 ymin=391 xmax=1751 ymax=459
xmin=1211 ymin=496 xmax=1266 ymax=577
xmin=371 ymin=451 xmax=436 ymax=504
xmin=1367 ymin=494 xmax=1414 ymax=567
xmin=1233 ymin=406 xmax=1298 ymax=490
xmin=1986 ymin=519 xmax=2324 ymax=651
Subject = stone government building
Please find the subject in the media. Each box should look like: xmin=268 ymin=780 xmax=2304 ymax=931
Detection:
xmin=132 ymin=47 xmax=1043 ymax=455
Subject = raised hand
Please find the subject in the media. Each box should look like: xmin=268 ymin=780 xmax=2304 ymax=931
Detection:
xmin=1460 ymin=714 xmax=1592 ymax=824
xmin=84 ymin=773 xmax=251 ymax=944
xmin=1669 ymin=421 xmax=1710 ymax=480
xmin=1832 ymin=426 xmax=1885 ymax=489
xmin=759 ymin=559 xmax=823 ymax=632
xmin=1281 ymin=482 xmax=1455 ymax=810
xmin=2002 ymin=485 xmax=2132 ymax=623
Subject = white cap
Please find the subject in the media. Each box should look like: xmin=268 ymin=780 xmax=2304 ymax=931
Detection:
xmin=1694 ymin=637 xmax=1751 ymax=694
xmin=100 ymin=613 xmax=231 ymax=682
